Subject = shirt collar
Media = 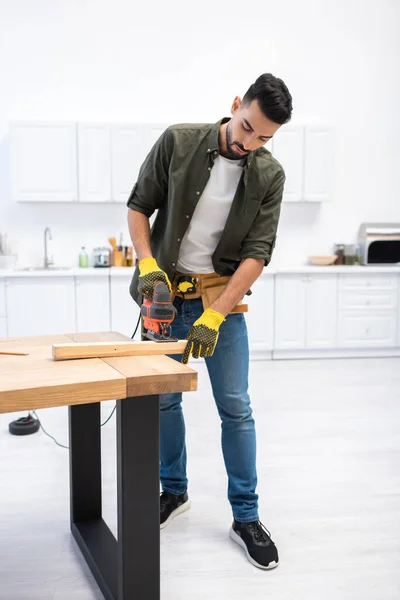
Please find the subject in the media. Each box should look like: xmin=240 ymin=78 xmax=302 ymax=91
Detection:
xmin=207 ymin=117 xmax=255 ymax=168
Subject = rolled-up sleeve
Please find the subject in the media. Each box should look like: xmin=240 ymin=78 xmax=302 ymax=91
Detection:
xmin=126 ymin=127 xmax=174 ymax=217
xmin=239 ymin=169 xmax=285 ymax=265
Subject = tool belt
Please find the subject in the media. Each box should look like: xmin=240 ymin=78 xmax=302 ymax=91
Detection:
xmin=171 ymin=272 xmax=248 ymax=314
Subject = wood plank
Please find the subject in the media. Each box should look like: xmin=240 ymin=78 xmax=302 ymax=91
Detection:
xmin=0 ymin=333 xmax=127 ymax=413
xmin=52 ymin=340 xmax=188 ymax=361
xmin=103 ymin=354 xmax=198 ymax=398
xmin=0 ymin=332 xmax=198 ymax=413
xmin=0 ymin=359 xmax=127 ymax=413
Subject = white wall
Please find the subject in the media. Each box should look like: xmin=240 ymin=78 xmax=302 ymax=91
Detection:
xmin=0 ymin=0 xmax=399 ymax=267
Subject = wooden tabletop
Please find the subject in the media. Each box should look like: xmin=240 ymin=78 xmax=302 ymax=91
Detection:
xmin=0 ymin=331 xmax=197 ymax=414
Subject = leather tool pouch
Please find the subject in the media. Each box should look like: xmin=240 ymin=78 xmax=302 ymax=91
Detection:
xmin=173 ymin=273 xmax=248 ymax=315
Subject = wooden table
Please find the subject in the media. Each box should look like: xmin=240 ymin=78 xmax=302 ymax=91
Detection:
xmin=0 ymin=331 xmax=197 ymax=600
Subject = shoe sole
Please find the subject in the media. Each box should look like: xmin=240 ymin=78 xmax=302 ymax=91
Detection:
xmin=160 ymin=499 xmax=191 ymax=530
xmin=229 ymin=527 xmax=279 ymax=570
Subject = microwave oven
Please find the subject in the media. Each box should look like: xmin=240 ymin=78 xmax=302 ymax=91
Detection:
xmin=358 ymin=222 xmax=400 ymax=265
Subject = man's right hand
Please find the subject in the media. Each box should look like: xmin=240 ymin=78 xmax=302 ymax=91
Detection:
xmin=138 ymin=257 xmax=172 ymax=300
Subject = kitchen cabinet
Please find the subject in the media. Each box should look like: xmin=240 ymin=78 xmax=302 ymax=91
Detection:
xmin=338 ymin=312 xmax=397 ymax=347
xmin=271 ymin=126 xmax=304 ymax=203
xmin=0 ymin=279 xmax=6 ymax=317
xmin=111 ymin=123 xmax=169 ymax=203
xmin=77 ymin=124 xmax=112 ymax=203
xmin=10 ymin=122 xmax=78 ymax=202
xmin=274 ymin=274 xmax=337 ymax=349
xmin=110 ymin=124 xmax=143 ymax=204
xmin=0 ymin=318 xmax=7 ymax=338
xmin=110 ymin=274 xmax=140 ymax=339
xmin=303 ymin=127 xmax=333 ymax=202
xmin=271 ymin=125 xmax=332 ymax=203
xmin=245 ymin=276 xmax=274 ymax=357
xmin=75 ymin=275 xmax=111 ymax=333
xmin=5 ymin=277 xmax=76 ymax=337
xmin=9 ymin=121 xmax=169 ymax=204
xmin=337 ymin=274 xmax=398 ymax=348
xmin=274 ymin=275 xmax=307 ymax=348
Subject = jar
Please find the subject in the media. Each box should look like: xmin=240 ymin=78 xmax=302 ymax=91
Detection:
xmin=334 ymin=244 xmax=345 ymax=265
xmin=344 ymin=244 xmax=357 ymax=265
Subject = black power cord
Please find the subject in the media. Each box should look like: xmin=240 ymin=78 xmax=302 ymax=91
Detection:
xmin=8 ymin=314 xmax=143 ymax=449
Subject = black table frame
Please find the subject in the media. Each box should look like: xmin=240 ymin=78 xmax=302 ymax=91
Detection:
xmin=69 ymin=394 xmax=160 ymax=600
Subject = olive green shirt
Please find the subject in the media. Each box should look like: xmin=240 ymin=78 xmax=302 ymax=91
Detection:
xmin=127 ymin=118 xmax=285 ymax=306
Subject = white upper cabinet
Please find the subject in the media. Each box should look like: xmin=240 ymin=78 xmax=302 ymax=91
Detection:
xmin=111 ymin=124 xmax=143 ymax=204
xmin=303 ymin=127 xmax=333 ymax=202
xmin=10 ymin=122 xmax=78 ymax=202
xmin=9 ymin=121 xmax=170 ymax=204
xmin=77 ymin=124 xmax=112 ymax=203
xmin=270 ymin=125 xmax=333 ymax=203
xmin=271 ymin=125 xmax=304 ymax=203
xmin=111 ymin=123 xmax=169 ymax=204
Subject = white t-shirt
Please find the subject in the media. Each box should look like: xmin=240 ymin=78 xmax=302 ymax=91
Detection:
xmin=177 ymin=155 xmax=244 ymax=274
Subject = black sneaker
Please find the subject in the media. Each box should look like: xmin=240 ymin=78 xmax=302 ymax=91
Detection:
xmin=229 ymin=520 xmax=279 ymax=569
xmin=160 ymin=490 xmax=190 ymax=529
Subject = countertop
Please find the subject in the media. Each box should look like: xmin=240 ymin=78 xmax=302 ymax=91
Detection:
xmin=0 ymin=265 xmax=400 ymax=278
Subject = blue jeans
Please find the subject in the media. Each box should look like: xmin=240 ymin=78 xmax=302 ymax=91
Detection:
xmin=160 ymin=296 xmax=258 ymax=523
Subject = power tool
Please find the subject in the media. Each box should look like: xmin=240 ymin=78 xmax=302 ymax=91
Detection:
xmin=141 ymin=281 xmax=178 ymax=342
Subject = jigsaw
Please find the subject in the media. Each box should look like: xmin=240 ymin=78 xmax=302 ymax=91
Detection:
xmin=141 ymin=281 xmax=178 ymax=342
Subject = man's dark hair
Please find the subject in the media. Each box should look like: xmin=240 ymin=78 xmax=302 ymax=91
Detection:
xmin=242 ymin=73 xmax=293 ymax=125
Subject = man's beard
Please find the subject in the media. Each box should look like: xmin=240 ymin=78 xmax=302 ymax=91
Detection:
xmin=221 ymin=122 xmax=248 ymax=160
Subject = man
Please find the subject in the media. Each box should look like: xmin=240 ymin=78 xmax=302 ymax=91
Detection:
xmin=127 ymin=73 xmax=292 ymax=570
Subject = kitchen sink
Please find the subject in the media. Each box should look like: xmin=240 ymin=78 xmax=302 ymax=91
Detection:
xmin=14 ymin=266 xmax=72 ymax=272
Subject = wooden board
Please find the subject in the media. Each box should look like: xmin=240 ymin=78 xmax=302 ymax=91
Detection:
xmin=104 ymin=354 xmax=197 ymax=397
xmin=0 ymin=334 xmax=127 ymax=414
xmin=0 ymin=332 xmax=198 ymax=414
xmin=52 ymin=340 xmax=188 ymax=361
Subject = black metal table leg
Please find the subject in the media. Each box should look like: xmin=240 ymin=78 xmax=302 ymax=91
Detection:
xmin=69 ymin=395 xmax=160 ymax=600
xmin=117 ymin=395 xmax=160 ymax=600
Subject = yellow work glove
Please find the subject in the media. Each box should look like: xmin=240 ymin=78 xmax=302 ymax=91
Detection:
xmin=182 ymin=308 xmax=225 ymax=364
xmin=138 ymin=257 xmax=172 ymax=299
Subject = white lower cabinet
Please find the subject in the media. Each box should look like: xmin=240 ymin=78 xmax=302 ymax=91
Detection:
xmin=5 ymin=277 xmax=76 ymax=337
xmin=306 ymin=275 xmax=338 ymax=348
xmin=0 ymin=317 xmax=7 ymax=338
xmin=75 ymin=275 xmax=110 ymax=332
xmin=337 ymin=273 xmax=398 ymax=348
xmin=1 ymin=270 xmax=399 ymax=356
xmin=274 ymin=275 xmax=307 ymax=349
xmin=245 ymin=276 xmax=274 ymax=356
xmin=338 ymin=311 xmax=397 ymax=347
xmin=274 ymin=274 xmax=337 ymax=350
xmin=110 ymin=275 xmax=140 ymax=339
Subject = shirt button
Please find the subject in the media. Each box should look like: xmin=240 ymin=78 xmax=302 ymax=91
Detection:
xmin=177 ymin=238 xmax=181 ymax=242
xmin=186 ymin=214 xmax=190 ymax=219
xmin=196 ymin=191 xmax=200 ymax=195
xmin=172 ymin=262 xmax=176 ymax=267
xmin=208 ymin=167 xmax=211 ymax=171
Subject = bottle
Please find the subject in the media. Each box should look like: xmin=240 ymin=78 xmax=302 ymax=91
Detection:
xmin=79 ymin=246 xmax=89 ymax=268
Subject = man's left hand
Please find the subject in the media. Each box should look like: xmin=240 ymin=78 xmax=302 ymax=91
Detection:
xmin=182 ymin=308 xmax=225 ymax=364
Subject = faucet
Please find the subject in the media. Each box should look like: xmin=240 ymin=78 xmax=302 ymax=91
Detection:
xmin=44 ymin=227 xmax=54 ymax=268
